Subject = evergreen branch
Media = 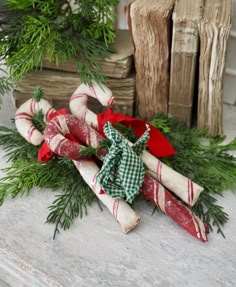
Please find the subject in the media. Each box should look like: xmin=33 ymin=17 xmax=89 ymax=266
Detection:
xmin=192 ymin=192 xmax=229 ymax=237
xmin=0 ymin=75 xmax=13 ymax=98
xmin=0 ymin=158 xmax=65 ymax=205
xmin=0 ymin=154 xmax=96 ymax=236
xmin=0 ymin=0 xmax=119 ymax=100
xmin=79 ymin=139 xmax=111 ymax=157
xmin=114 ymin=123 xmax=138 ymax=142
xmin=33 ymin=85 xmax=44 ymax=102
xmin=46 ymin=175 xmax=95 ymax=239
xmin=0 ymin=125 xmax=97 ymax=237
xmin=0 ymin=126 xmax=39 ymax=161
xmin=32 ymin=110 xmax=46 ymax=133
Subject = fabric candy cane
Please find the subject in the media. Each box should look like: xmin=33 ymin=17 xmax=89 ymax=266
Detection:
xmin=44 ymin=114 xmax=208 ymax=241
xmin=74 ymin=159 xmax=140 ymax=233
xmin=140 ymin=174 xmax=208 ymax=242
xmin=43 ymin=114 xmax=141 ymax=233
xmin=15 ymin=98 xmax=56 ymax=145
xmin=69 ymin=83 xmax=203 ymax=207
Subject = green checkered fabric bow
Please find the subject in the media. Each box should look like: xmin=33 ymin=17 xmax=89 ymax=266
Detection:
xmin=96 ymin=122 xmax=150 ymax=203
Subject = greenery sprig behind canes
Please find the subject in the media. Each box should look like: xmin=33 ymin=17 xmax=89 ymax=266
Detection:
xmin=0 ymin=0 xmax=118 ymax=101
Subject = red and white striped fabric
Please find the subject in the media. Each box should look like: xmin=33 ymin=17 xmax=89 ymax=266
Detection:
xmin=44 ymin=114 xmax=104 ymax=160
xmin=140 ymin=174 xmax=208 ymax=242
xmin=142 ymin=150 xmax=203 ymax=206
xmin=15 ymin=98 xmax=55 ymax=145
xmin=74 ymin=159 xmax=140 ymax=233
xmin=69 ymin=82 xmax=114 ymax=128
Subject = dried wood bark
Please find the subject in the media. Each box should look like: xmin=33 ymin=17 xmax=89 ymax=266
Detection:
xmin=197 ymin=0 xmax=232 ymax=136
xmin=127 ymin=0 xmax=174 ymax=120
xmin=168 ymin=0 xmax=204 ymax=127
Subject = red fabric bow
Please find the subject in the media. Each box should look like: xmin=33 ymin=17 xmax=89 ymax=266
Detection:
xmin=97 ymin=108 xmax=176 ymax=158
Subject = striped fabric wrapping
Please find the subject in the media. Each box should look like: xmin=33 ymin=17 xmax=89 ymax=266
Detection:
xmin=15 ymin=98 xmax=56 ymax=145
xmin=73 ymin=159 xmax=141 ymax=233
xmin=142 ymin=150 xmax=203 ymax=206
xmin=140 ymin=174 xmax=208 ymax=242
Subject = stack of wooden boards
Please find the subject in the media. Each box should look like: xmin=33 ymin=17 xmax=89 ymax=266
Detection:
xmin=128 ymin=0 xmax=232 ymax=136
xmin=14 ymin=30 xmax=136 ymax=116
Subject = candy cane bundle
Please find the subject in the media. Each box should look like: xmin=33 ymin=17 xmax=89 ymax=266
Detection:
xmin=67 ymin=82 xmax=208 ymax=241
xmin=44 ymin=113 xmax=208 ymax=242
xmin=15 ymin=98 xmax=140 ymax=234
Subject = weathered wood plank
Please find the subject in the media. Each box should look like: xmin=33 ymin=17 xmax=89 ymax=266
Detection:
xmin=197 ymin=0 xmax=232 ymax=136
xmin=168 ymin=0 xmax=204 ymax=127
xmin=128 ymin=0 xmax=174 ymax=120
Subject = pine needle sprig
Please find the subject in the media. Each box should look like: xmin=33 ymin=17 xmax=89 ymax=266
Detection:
xmin=0 ymin=125 xmax=97 ymax=236
xmin=114 ymin=123 xmax=138 ymax=142
xmin=0 ymin=158 xmax=65 ymax=205
xmin=46 ymin=173 xmax=95 ymax=239
xmin=0 ymin=153 xmax=96 ymax=236
xmin=193 ymin=192 xmax=229 ymax=237
xmin=34 ymin=86 xmax=44 ymax=102
xmin=0 ymin=126 xmax=39 ymax=161
xmin=0 ymin=72 xmax=13 ymax=100
xmin=32 ymin=110 xmax=46 ymax=133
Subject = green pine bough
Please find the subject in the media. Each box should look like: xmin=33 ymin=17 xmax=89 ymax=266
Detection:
xmin=0 ymin=0 xmax=118 ymax=98
xmin=0 ymin=113 xmax=235 ymax=238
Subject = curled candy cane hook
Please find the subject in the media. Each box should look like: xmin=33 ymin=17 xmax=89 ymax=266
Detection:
xmin=69 ymin=82 xmax=114 ymax=128
xmin=15 ymin=98 xmax=55 ymax=145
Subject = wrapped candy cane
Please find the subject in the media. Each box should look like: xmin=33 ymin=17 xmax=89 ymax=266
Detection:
xmin=69 ymin=83 xmax=203 ymax=206
xmin=44 ymin=114 xmax=208 ymax=241
xmin=15 ymin=98 xmax=55 ymax=145
xmin=44 ymin=114 xmax=141 ymax=233
xmin=140 ymin=174 xmax=208 ymax=242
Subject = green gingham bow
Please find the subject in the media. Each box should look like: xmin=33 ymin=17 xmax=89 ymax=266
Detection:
xmin=96 ymin=122 xmax=150 ymax=203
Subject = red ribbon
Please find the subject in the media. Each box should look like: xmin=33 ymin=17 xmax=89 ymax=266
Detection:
xmin=97 ymin=108 xmax=176 ymax=158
